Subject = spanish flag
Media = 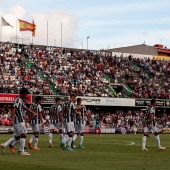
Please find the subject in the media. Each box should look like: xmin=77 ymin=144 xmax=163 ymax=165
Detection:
xmin=19 ymin=19 xmax=36 ymax=32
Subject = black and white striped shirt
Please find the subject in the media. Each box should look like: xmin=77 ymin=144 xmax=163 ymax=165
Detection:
xmin=29 ymin=103 xmax=42 ymax=125
xmin=75 ymin=105 xmax=86 ymax=125
xmin=150 ymin=106 xmax=156 ymax=126
xmin=13 ymin=97 xmax=24 ymax=124
xmin=143 ymin=106 xmax=156 ymax=127
xmin=50 ymin=104 xmax=62 ymax=124
xmin=62 ymin=101 xmax=76 ymax=123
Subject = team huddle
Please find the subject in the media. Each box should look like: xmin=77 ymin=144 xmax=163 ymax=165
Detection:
xmin=1 ymin=88 xmax=87 ymax=155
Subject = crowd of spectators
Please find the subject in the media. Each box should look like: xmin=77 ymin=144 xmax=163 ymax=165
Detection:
xmin=1 ymin=105 xmax=169 ymax=131
xmin=0 ymin=106 xmax=11 ymax=126
xmin=0 ymin=43 xmax=54 ymax=95
xmin=132 ymin=57 xmax=170 ymax=99
xmin=30 ymin=48 xmax=112 ymax=97
xmin=109 ymin=55 xmax=170 ymax=99
xmin=0 ymin=42 xmax=170 ymax=99
xmin=29 ymin=47 xmax=170 ymax=99
xmin=88 ymin=108 xmax=170 ymax=130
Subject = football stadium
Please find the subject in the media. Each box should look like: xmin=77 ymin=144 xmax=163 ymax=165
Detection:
xmin=0 ymin=1 xmax=170 ymax=170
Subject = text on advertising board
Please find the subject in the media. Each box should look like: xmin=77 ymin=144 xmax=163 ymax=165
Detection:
xmin=0 ymin=94 xmax=32 ymax=103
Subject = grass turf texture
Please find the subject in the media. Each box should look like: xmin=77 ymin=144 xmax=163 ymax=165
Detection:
xmin=0 ymin=134 xmax=169 ymax=170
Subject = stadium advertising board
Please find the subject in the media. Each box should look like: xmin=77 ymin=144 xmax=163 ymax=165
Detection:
xmin=79 ymin=97 xmax=135 ymax=106
xmin=162 ymin=128 xmax=170 ymax=134
xmin=0 ymin=94 xmax=32 ymax=103
xmin=85 ymin=127 xmax=115 ymax=134
xmin=135 ymin=99 xmax=164 ymax=107
xmin=0 ymin=126 xmax=169 ymax=134
xmin=32 ymin=95 xmax=69 ymax=104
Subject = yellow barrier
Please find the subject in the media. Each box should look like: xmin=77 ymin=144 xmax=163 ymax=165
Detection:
xmin=153 ymin=55 xmax=170 ymax=61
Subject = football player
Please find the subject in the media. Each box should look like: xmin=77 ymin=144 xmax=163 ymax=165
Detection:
xmin=94 ymin=114 xmax=102 ymax=136
xmin=9 ymin=97 xmax=29 ymax=153
xmin=72 ymin=98 xmax=87 ymax=148
xmin=1 ymin=88 xmax=37 ymax=156
xmin=28 ymin=96 xmax=44 ymax=150
xmin=142 ymin=99 xmax=165 ymax=151
xmin=48 ymin=97 xmax=64 ymax=148
xmin=62 ymin=94 xmax=85 ymax=151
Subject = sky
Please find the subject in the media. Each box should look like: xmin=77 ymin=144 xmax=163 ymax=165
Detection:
xmin=0 ymin=0 xmax=170 ymax=50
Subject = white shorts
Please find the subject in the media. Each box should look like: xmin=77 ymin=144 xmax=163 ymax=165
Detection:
xmin=75 ymin=124 xmax=85 ymax=134
xmin=144 ymin=126 xmax=158 ymax=133
xmin=49 ymin=123 xmax=62 ymax=131
xmin=13 ymin=122 xmax=27 ymax=136
xmin=64 ymin=122 xmax=75 ymax=133
xmin=31 ymin=124 xmax=40 ymax=133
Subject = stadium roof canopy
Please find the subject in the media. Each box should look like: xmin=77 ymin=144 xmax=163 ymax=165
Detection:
xmin=109 ymin=44 xmax=160 ymax=55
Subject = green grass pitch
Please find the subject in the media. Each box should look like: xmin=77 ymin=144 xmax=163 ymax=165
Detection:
xmin=0 ymin=134 xmax=169 ymax=170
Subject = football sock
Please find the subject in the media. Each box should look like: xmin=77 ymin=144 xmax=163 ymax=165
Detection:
xmin=48 ymin=133 xmax=52 ymax=144
xmin=80 ymin=136 xmax=84 ymax=145
xmin=34 ymin=136 xmax=38 ymax=148
xmin=73 ymin=134 xmax=77 ymax=141
xmin=155 ymin=135 xmax=161 ymax=148
xmin=142 ymin=136 xmax=147 ymax=149
xmin=11 ymin=139 xmax=19 ymax=146
xmin=19 ymin=138 xmax=25 ymax=153
xmin=59 ymin=133 xmax=63 ymax=142
xmin=3 ymin=137 xmax=16 ymax=147
xmin=68 ymin=137 xmax=72 ymax=148
xmin=64 ymin=134 xmax=69 ymax=143
xmin=29 ymin=135 xmax=35 ymax=143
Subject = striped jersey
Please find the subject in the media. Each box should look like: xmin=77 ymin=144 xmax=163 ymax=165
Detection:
xmin=150 ymin=106 xmax=156 ymax=126
xmin=143 ymin=106 xmax=156 ymax=127
xmin=13 ymin=96 xmax=24 ymax=124
xmin=74 ymin=105 xmax=86 ymax=125
xmin=62 ymin=100 xmax=76 ymax=123
xmin=29 ymin=103 xmax=43 ymax=125
xmin=50 ymin=104 xmax=62 ymax=124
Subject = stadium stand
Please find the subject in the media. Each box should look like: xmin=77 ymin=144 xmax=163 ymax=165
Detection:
xmin=28 ymin=47 xmax=112 ymax=97
xmin=0 ymin=42 xmax=170 ymax=98
xmin=109 ymin=55 xmax=170 ymax=99
xmin=0 ymin=43 xmax=54 ymax=95
xmin=0 ymin=42 xmax=170 ymax=129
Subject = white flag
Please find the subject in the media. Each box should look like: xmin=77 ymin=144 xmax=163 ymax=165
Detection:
xmin=1 ymin=16 xmax=13 ymax=28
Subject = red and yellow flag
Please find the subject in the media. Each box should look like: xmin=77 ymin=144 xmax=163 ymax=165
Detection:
xmin=19 ymin=19 xmax=36 ymax=32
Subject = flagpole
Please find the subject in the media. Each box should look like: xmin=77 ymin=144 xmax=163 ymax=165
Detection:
xmin=1 ymin=15 xmax=2 ymax=42
xmin=16 ymin=17 xmax=18 ymax=45
xmin=47 ymin=20 xmax=48 ymax=46
xmin=61 ymin=22 xmax=63 ymax=48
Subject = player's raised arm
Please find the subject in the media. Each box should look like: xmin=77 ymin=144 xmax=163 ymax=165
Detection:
xmin=76 ymin=105 xmax=86 ymax=110
xmin=75 ymin=104 xmax=85 ymax=115
xmin=23 ymin=105 xmax=37 ymax=116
